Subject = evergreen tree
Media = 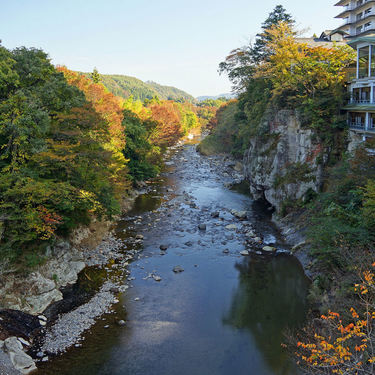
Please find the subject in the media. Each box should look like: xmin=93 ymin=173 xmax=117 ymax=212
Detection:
xmin=219 ymin=5 xmax=294 ymax=90
xmin=91 ymin=67 xmax=101 ymax=83
xmin=251 ymin=5 xmax=295 ymax=63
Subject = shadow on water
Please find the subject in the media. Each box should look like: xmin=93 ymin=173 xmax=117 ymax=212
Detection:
xmin=223 ymin=256 xmax=310 ymax=375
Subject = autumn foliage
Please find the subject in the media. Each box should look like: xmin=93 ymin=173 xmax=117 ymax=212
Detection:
xmin=57 ymin=66 xmax=125 ymax=150
xmin=295 ymin=264 xmax=375 ymax=374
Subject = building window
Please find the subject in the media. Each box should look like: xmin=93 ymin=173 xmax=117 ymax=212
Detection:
xmin=365 ymin=8 xmax=372 ymax=15
xmin=349 ymin=112 xmax=365 ymax=128
xmin=359 ymin=46 xmax=370 ymax=78
xmin=357 ymin=25 xmax=363 ymax=34
xmin=371 ymin=114 xmax=375 ymax=129
xmin=357 ymin=12 xmax=364 ymax=21
xmin=371 ymin=46 xmax=375 ymax=77
xmin=365 ymin=22 xmax=372 ymax=29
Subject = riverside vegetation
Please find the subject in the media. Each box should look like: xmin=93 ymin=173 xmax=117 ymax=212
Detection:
xmin=200 ymin=5 xmax=375 ymax=374
xmin=0 ymin=44 xmax=223 ymax=272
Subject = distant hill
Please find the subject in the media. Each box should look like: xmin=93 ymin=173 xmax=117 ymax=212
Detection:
xmin=84 ymin=73 xmax=195 ymax=102
xmin=197 ymin=93 xmax=236 ymax=101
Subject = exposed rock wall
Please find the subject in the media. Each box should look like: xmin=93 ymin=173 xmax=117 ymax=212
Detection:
xmin=244 ymin=110 xmax=324 ymax=212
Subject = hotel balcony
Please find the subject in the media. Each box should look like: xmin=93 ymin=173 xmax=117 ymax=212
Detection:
xmin=336 ymin=0 xmax=375 ymax=18
xmin=349 ymin=120 xmax=375 ymax=131
xmin=348 ymin=112 xmax=375 ymax=132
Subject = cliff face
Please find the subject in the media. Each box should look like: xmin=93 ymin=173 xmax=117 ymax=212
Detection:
xmin=244 ymin=110 xmax=324 ymax=212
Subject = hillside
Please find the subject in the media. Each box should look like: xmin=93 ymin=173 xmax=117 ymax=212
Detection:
xmin=197 ymin=93 xmax=236 ymax=101
xmin=87 ymin=73 xmax=195 ymax=102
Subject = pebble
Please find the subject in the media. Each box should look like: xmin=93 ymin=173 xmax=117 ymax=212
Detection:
xmin=198 ymin=224 xmax=206 ymax=231
xmin=240 ymin=250 xmax=250 ymax=256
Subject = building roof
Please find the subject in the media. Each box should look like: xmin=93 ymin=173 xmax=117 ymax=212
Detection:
xmin=347 ymin=35 xmax=375 ymax=47
xmin=345 ymin=104 xmax=375 ymax=111
xmin=335 ymin=0 xmax=350 ymax=5
xmin=295 ymin=37 xmax=347 ymax=47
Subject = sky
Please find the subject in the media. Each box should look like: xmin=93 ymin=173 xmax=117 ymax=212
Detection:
xmin=1 ymin=0 xmax=343 ymax=97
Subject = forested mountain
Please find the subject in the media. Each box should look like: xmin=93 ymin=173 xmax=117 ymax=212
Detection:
xmin=197 ymin=93 xmax=236 ymax=101
xmin=83 ymin=73 xmax=195 ymax=102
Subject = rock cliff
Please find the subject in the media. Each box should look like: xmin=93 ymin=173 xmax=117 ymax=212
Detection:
xmin=244 ymin=109 xmax=324 ymax=213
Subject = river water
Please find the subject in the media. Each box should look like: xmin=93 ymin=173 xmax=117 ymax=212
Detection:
xmin=38 ymin=143 xmax=310 ymax=375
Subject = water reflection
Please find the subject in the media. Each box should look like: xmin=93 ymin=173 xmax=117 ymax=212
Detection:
xmin=223 ymin=256 xmax=310 ymax=375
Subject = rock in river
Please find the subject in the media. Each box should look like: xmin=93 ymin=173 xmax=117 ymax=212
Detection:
xmin=159 ymin=245 xmax=168 ymax=251
xmin=173 ymin=266 xmax=184 ymax=273
xmin=225 ymin=224 xmax=237 ymax=230
xmin=198 ymin=224 xmax=206 ymax=231
xmin=262 ymin=246 xmax=276 ymax=253
xmin=3 ymin=337 xmax=37 ymax=375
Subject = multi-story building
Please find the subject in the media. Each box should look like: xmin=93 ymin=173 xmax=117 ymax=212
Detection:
xmin=335 ymin=1 xmax=375 ymax=137
xmin=335 ymin=0 xmax=375 ymax=38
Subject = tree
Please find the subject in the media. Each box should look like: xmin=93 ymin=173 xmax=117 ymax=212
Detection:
xmin=91 ymin=67 xmax=101 ymax=84
xmin=252 ymin=5 xmax=295 ymax=64
xmin=256 ymin=22 xmax=355 ymax=101
xmin=122 ymin=109 xmax=159 ymax=182
xmin=219 ymin=5 xmax=295 ymax=91
xmin=0 ymin=47 xmax=123 ymax=265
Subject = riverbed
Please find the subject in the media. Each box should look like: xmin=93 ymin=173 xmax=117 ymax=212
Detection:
xmin=37 ymin=143 xmax=310 ymax=375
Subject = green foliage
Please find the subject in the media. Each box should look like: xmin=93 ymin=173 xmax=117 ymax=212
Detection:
xmin=91 ymin=67 xmax=100 ymax=84
xmin=273 ymin=162 xmax=315 ymax=190
xmin=219 ymin=5 xmax=294 ymax=91
xmin=87 ymin=73 xmax=195 ymax=102
xmin=122 ymin=109 xmax=160 ymax=182
xmin=307 ymin=149 xmax=375 ymax=269
xmin=198 ymin=101 xmax=240 ymax=156
xmin=0 ymin=46 xmax=122 ymax=266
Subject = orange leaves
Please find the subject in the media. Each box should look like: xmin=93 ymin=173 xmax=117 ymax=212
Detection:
xmin=148 ymin=102 xmax=182 ymax=147
xmin=35 ymin=205 xmax=62 ymax=240
xmin=57 ymin=66 xmax=125 ymax=151
xmin=295 ymin=267 xmax=375 ymax=374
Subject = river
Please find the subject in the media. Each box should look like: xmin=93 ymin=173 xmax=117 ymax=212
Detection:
xmin=37 ymin=142 xmax=310 ymax=375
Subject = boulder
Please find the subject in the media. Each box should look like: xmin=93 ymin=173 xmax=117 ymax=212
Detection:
xmin=262 ymin=246 xmax=276 ymax=253
xmin=25 ymin=289 xmax=63 ymax=315
xmin=231 ymin=210 xmax=247 ymax=219
xmin=173 ymin=266 xmax=184 ymax=273
xmin=4 ymin=337 xmax=37 ymax=374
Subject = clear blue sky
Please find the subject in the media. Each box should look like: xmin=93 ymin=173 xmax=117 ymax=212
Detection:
xmin=1 ymin=0 xmax=342 ymax=97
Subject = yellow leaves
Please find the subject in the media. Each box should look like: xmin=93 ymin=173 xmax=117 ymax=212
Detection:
xmin=255 ymin=21 xmax=355 ymax=101
xmin=295 ymin=266 xmax=375 ymax=374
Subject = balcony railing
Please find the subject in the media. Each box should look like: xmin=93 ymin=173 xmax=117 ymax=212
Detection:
xmin=349 ymin=98 xmax=372 ymax=103
xmin=349 ymin=121 xmax=365 ymax=129
xmin=353 ymin=0 xmax=373 ymax=12
xmin=341 ymin=0 xmax=373 ymax=13
xmin=349 ymin=121 xmax=375 ymax=131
